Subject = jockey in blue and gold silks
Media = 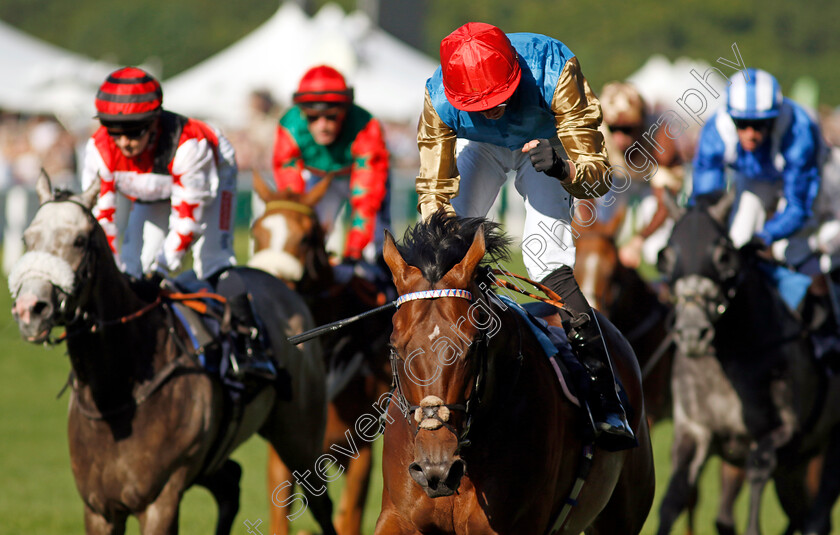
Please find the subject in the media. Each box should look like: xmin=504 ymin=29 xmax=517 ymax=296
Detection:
xmin=416 ymin=22 xmax=635 ymax=451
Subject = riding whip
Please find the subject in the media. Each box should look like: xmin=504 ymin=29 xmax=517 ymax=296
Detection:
xmin=288 ymin=301 xmax=397 ymax=344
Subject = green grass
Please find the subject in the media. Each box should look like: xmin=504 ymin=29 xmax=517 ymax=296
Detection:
xmin=1 ymin=232 xmax=838 ymax=534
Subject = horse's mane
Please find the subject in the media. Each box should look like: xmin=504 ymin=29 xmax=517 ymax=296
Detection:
xmin=397 ymin=211 xmax=511 ymax=283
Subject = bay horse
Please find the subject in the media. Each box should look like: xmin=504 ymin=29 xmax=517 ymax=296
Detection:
xmin=9 ymin=173 xmax=337 ymax=535
xmin=249 ymin=172 xmax=392 ymax=535
xmin=375 ymin=214 xmax=655 ymax=535
xmin=656 ymin=191 xmax=840 ymax=535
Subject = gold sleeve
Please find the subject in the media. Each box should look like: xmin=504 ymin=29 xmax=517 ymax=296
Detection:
xmin=551 ymin=56 xmax=612 ymax=199
xmin=416 ymin=88 xmax=459 ymax=220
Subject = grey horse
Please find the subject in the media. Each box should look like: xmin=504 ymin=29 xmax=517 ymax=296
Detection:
xmin=9 ymin=173 xmax=337 ymax=535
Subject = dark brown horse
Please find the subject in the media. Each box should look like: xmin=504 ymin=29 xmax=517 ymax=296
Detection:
xmin=249 ymin=172 xmax=392 ymax=535
xmin=375 ymin=214 xmax=655 ymax=535
xmin=9 ymin=173 xmax=337 ymax=535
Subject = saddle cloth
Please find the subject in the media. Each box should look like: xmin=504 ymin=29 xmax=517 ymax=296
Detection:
xmin=495 ymin=295 xmax=584 ymax=407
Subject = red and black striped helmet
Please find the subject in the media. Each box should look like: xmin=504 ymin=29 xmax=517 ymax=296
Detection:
xmin=95 ymin=67 xmax=162 ymax=123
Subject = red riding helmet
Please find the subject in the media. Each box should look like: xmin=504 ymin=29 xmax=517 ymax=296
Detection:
xmin=440 ymin=22 xmax=521 ymax=112
xmin=95 ymin=67 xmax=163 ymax=123
xmin=293 ymin=65 xmax=354 ymax=109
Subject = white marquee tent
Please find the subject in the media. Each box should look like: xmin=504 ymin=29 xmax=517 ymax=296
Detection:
xmin=163 ymin=2 xmax=438 ymax=128
xmin=0 ymin=18 xmax=118 ymax=133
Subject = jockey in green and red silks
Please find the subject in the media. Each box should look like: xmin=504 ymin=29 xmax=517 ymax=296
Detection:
xmin=272 ymin=65 xmax=390 ymax=262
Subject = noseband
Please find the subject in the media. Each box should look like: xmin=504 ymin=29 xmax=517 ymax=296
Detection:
xmin=389 ymin=288 xmax=493 ymax=453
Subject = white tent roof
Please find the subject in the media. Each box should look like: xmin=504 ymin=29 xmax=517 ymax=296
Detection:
xmin=0 ymin=18 xmax=117 ymax=133
xmin=163 ymin=2 xmax=437 ymax=128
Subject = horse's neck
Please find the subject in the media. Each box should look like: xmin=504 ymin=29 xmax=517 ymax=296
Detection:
xmin=68 ymin=264 xmax=164 ymax=402
xmin=717 ymin=265 xmax=802 ymax=358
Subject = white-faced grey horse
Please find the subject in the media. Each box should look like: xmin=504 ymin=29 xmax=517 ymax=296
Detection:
xmin=9 ymin=173 xmax=338 ymax=535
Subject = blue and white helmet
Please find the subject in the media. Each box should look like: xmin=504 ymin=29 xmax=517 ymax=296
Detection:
xmin=726 ymin=68 xmax=783 ymax=120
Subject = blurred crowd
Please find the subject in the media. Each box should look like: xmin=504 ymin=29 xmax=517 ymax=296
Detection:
xmin=0 ymin=88 xmax=420 ymax=194
xmin=0 ymin=85 xmax=838 ymax=227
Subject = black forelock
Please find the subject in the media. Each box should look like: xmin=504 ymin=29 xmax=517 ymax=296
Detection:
xmin=396 ymin=211 xmax=512 ymax=283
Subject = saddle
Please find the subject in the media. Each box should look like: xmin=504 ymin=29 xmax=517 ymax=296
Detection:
xmin=498 ymin=296 xmax=635 ymax=435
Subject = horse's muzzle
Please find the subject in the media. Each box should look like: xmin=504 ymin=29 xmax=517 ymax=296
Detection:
xmin=12 ymin=282 xmax=56 ymax=343
xmin=408 ymin=457 xmax=466 ymax=498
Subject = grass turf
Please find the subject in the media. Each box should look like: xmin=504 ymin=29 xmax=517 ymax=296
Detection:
xmin=1 ymin=230 xmax=838 ymax=534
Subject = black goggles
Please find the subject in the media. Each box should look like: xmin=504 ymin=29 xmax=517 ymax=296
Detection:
xmin=732 ymin=118 xmax=774 ymax=131
xmin=102 ymin=120 xmax=154 ymax=140
xmin=607 ymin=124 xmax=641 ymax=135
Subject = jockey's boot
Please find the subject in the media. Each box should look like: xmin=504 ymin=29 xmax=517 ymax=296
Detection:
xmin=567 ymin=310 xmax=637 ymax=451
xmin=227 ymin=293 xmax=277 ymax=381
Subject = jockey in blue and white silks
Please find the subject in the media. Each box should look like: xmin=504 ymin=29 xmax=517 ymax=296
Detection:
xmin=692 ymin=68 xmax=823 ymax=257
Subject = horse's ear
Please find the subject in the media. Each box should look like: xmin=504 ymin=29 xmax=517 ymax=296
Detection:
xmin=662 ymin=189 xmax=685 ymax=221
xmin=383 ymin=230 xmax=423 ymax=295
xmin=79 ymin=174 xmax=101 ymax=209
xmin=708 ymin=189 xmax=736 ymax=226
xmin=252 ymin=170 xmax=274 ymax=203
xmin=35 ymin=169 xmax=53 ymax=204
xmin=302 ymin=173 xmax=335 ymax=207
xmin=443 ymin=226 xmax=486 ymax=287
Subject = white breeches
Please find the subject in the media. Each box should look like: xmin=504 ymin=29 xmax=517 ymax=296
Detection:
xmin=452 ymin=139 xmax=577 ymax=281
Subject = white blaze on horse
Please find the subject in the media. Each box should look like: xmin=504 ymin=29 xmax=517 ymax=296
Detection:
xmin=9 ymin=173 xmax=338 ymax=535
xmin=249 ymin=171 xmax=393 ymax=535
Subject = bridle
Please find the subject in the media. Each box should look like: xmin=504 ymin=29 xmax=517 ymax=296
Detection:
xmin=28 ymin=198 xmax=165 ymax=345
xmin=388 ymin=287 xmax=521 ymax=454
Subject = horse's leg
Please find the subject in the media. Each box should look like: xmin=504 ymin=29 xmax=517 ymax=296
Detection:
xmin=136 ymin=474 xmax=189 ymax=535
xmin=194 ymin=459 xmax=242 ymax=535
xmin=657 ymin=429 xmax=711 ymax=535
xmin=714 ymin=461 xmax=745 ymax=535
xmin=265 ymin=435 xmax=338 ymax=535
xmin=84 ymin=505 xmax=127 ymax=535
xmin=743 ymin=444 xmax=776 ymax=535
xmin=772 ymin=461 xmax=810 ymax=535
xmin=335 ymin=444 xmax=372 ymax=535
xmin=374 ymin=500 xmax=416 ymax=535
xmin=268 ymin=445 xmax=294 ymax=535
xmin=803 ymin=425 xmax=840 ymax=535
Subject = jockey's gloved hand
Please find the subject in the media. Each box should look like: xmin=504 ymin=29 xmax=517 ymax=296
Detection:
xmin=741 ymin=235 xmax=774 ymax=261
xmin=529 ymin=138 xmax=570 ymax=182
xmin=146 ymin=261 xmax=169 ymax=288
xmin=741 ymin=235 xmax=768 ymax=252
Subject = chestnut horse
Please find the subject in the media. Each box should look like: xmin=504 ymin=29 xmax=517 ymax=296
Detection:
xmin=375 ymin=214 xmax=655 ymax=535
xmin=9 ymin=174 xmax=337 ymax=535
xmin=249 ymin=172 xmax=392 ymax=535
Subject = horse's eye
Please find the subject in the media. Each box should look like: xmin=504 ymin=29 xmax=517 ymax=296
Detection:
xmin=73 ymin=235 xmax=87 ymax=248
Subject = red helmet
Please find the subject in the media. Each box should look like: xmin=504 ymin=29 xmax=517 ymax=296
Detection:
xmin=95 ymin=67 xmax=162 ymax=123
xmin=293 ymin=65 xmax=354 ymax=109
xmin=440 ymin=22 xmax=521 ymax=112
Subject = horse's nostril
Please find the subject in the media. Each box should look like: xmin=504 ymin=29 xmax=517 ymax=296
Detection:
xmin=32 ymin=301 xmax=49 ymax=317
xmin=445 ymin=459 xmax=466 ymax=489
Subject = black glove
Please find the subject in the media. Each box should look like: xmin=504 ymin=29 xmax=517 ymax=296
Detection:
xmin=529 ymin=139 xmax=569 ymax=182
xmin=740 ymin=235 xmax=768 ymax=253
xmin=740 ymin=235 xmax=774 ymax=261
